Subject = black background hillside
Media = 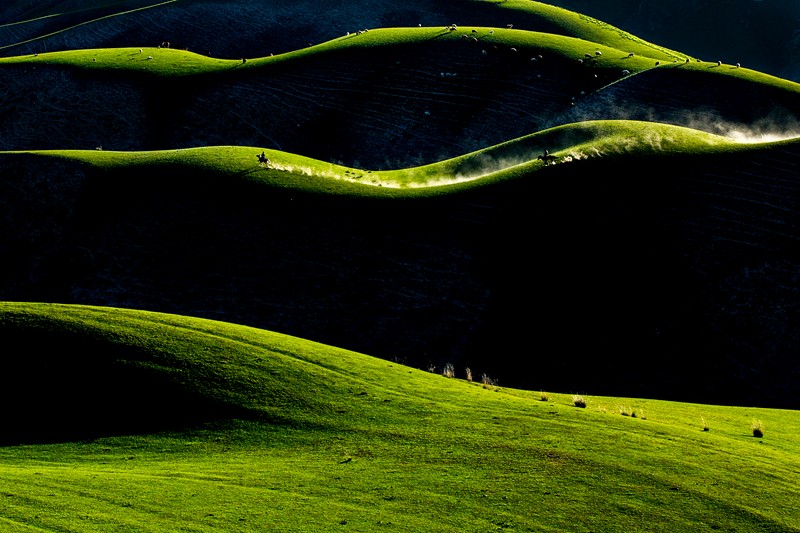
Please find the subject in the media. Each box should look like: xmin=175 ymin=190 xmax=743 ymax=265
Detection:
xmin=2 ymin=1 xmax=800 ymax=408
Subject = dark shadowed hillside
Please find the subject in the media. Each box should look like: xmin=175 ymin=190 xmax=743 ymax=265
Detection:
xmin=546 ymin=0 xmax=800 ymax=83
xmin=2 ymin=2 xmax=800 ymax=408
xmin=2 ymin=141 xmax=800 ymax=408
xmin=3 ymin=43 xmax=800 ymax=169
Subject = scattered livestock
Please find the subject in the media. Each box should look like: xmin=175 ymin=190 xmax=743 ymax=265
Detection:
xmin=595 ymin=51 xmax=602 ymax=56
xmin=717 ymin=60 xmax=722 ymax=66
xmin=146 ymin=55 xmax=153 ymax=60
xmin=627 ymin=52 xmax=634 ymax=57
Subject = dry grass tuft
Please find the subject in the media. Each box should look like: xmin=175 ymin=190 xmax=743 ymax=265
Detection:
xmin=539 ymin=390 xmax=549 ymax=402
xmin=442 ymin=363 xmax=455 ymax=378
xmin=751 ymin=419 xmax=765 ymax=438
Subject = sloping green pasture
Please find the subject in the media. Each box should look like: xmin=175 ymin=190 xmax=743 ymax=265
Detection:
xmin=8 ymin=119 xmax=770 ymax=197
xmin=0 ymin=302 xmax=799 ymax=532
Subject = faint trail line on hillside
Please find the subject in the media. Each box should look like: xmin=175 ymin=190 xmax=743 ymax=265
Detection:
xmin=0 ymin=0 xmax=179 ymax=52
xmin=0 ymin=13 xmax=60 ymax=29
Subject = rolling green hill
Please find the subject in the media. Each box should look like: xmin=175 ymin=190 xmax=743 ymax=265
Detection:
xmin=2 ymin=119 xmax=800 ymax=406
xmin=2 ymin=2 xmax=800 ymax=529
xmin=1 ymin=24 xmax=798 ymax=169
xmin=1 ymin=301 xmax=799 ymax=531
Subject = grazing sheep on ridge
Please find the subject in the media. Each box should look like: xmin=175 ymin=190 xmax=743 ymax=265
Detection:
xmin=627 ymin=52 xmax=634 ymax=57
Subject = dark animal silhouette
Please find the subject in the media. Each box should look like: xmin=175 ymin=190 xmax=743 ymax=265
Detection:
xmin=538 ymin=150 xmax=558 ymax=165
xmin=257 ymin=151 xmax=271 ymax=166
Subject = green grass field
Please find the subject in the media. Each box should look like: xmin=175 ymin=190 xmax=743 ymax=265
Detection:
xmin=7 ymin=119 xmax=781 ymax=198
xmin=2 ymin=1 xmax=800 ymax=531
xmin=1 ymin=302 xmax=799 ymax=532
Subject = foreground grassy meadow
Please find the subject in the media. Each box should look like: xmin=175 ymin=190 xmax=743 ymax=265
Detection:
xmin=2 ymin=0 xmax=800 ymax=530
xmin=1 ymin=302 xmax=799 ymax=532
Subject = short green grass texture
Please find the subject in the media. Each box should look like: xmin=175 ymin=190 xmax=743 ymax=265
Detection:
xmin=0 ymin=302 xmax=798 ymax=532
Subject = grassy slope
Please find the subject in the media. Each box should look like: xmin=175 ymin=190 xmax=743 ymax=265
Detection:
xmin=0 ymin=0 xmax=683 ymax=59
xmin=2 ymin=24 xmax=791 ymax=83
xmin=2 ymin=4 xmax=800 ymax=530
xmin=1 ymin=302 xmax=799 ymax=532
xmin=5 ymin=119 xmax=768 ymax=197
xmin=1 ymin=23 xmax=798 ymax=169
